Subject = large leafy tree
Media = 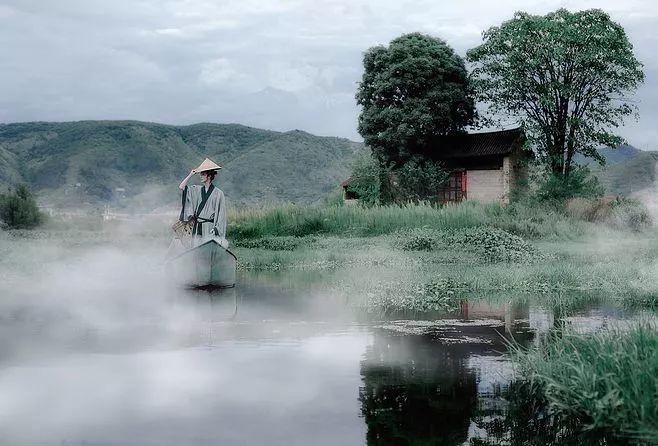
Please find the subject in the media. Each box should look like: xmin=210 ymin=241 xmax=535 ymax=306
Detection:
xmin=356 ymin=33 xmax=476 ymax=165
xmin=467 ymin=9 xmax=644 ymax=177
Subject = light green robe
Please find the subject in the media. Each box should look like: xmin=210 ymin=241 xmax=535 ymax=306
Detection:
xmin=182 ymin=184 xmax=227 ymax=244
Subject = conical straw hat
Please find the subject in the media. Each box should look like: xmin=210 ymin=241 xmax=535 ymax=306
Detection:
xmin=195 ymin=158 xmax=222 ymax=173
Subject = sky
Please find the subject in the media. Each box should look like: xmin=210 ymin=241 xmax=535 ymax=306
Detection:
xmin=1 ymin=0 xmax=657 ymax=149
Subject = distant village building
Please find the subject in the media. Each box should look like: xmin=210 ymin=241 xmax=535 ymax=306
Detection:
xmin=342 ymin=128 xmax=530 ymax=205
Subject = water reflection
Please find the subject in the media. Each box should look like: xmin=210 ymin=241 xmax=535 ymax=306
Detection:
xmin=0 ymin=257 xmax=653 ymax=446
xmin=359 ymin=302 xmax=533 ymax=446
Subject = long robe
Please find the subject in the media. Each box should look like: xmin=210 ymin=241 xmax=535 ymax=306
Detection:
xmin=181 ymin=184 xmax=227 ymax=245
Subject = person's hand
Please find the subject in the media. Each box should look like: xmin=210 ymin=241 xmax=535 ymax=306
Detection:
xmin=190 ymin=169 xmax=197 ymax=175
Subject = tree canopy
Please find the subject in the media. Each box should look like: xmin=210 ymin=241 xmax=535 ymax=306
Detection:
xmin=0 ymin=185 xmax=43 ymax=229
xmin=467 ymin=9 xmax=644 ymax=177
xmin=356 ymin=33 xmax=476 ymax=166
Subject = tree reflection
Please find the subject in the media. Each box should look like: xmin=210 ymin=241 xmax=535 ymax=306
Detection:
xmin=359 ymin=300 xmax=534 ymax=446
xmin=359 ymin=331 xmax=479 ymax=446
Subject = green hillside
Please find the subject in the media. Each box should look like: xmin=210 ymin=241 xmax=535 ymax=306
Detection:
xmin=592 ymin=150 xmax=658 ymax=196
xmin=574 ymin=144 xmax=641 ymax=166
xmin=0 ymin=121 xmax=363 ymax=209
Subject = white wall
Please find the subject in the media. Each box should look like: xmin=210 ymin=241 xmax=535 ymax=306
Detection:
xmin=467 ymin=168 xmax=505 ymax=203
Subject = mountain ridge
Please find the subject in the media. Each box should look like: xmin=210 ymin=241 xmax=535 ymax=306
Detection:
xmin=0 ymin=120 xmax=363 ymax=209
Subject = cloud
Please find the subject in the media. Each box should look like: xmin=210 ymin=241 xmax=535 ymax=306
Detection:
xmin=1 ymin=0 xmax=657 ymax=144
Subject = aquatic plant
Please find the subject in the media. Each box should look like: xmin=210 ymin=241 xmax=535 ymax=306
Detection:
xmin=512 ymin=325 xmax=658 ymax=443
xmin=394 ymin=226 xmax=544 ymax=263
xmin=234 ymin=236 xmax=313 ymax=251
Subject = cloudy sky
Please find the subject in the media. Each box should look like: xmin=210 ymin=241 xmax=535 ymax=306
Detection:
xmin=1 ymin=0 xmax=657 ymax=148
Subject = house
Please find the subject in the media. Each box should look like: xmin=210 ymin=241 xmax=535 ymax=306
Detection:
xmin=429 ymin=127 xmax=530 ymax=204
xmin=342 ymin=128 xmax=530 ymax=205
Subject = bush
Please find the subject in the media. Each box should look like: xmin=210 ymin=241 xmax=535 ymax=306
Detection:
xmin=347 ymin=153 xmax=449 ymax=206
xmin=393 ymin=228 xmax=441 ymax=251
xmin=447 ymin=226 xmax=541 ymax=263
xmin=566 ymin=197 xmax=653 ymax=231
xmin=536 ymin=167 xmax=604 ymax=203
xmin=0 ymin=185 xmax=44 ymax=229
xmin=393 ymin=156 xmax=449 ymax=204
xmin=608 ymin=198 xmax=653 ymax=231
xmin=393 ymin=226 xmax=543 ymax=263
xmin=346 ymin=151 xmax=383 ymax=206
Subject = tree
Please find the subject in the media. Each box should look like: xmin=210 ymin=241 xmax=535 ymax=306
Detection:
xmin=467 ymin=9 xmax=644 ymax=177
xmin=356 ymin=33 xmax=476 ymax=166
xmin=0 ymin=185 xmax=44 ymax=229
xmin=394 ymin=156 xmax=449 ymax=204
xmin=347 ymin=152 xmax=385 ymax=206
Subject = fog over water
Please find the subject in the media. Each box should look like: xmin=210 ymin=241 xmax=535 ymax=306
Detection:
xmin=0 ymin=226 xmax=655 ymax=445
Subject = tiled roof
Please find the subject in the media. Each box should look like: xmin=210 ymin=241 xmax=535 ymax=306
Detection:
xmin=431 ymin=127 xmax=525 ymax=159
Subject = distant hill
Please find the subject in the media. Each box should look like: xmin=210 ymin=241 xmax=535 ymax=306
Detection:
xmin=574 ymin=144 xmax=642 ymax=166
xmin=592 ymin=150 xmax=658 ymax=196
xmin=0 ymin=121 xmax=363 ymax=209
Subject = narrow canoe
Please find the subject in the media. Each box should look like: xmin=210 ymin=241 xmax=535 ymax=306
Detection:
xmin=166 ymin=238 xmax=237 ymax=288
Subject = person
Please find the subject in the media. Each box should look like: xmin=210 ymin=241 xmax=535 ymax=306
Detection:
xmin=178 ymin=158 xmax=227 ymax=246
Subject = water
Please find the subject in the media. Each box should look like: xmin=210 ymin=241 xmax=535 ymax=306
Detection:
xmin=0 ymin=244 xmax=652 ymax=445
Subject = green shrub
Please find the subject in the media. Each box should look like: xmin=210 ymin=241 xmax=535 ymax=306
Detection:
xmin=346 ymin=151 xmax=383 ymax=206
xmin=536 ymin=167 xmax=604 ymax=203
xmin=393 ymin=156 xmax=449 ymax=204
xmin=0 ymin=185 xmax=44 ymax=229
xmin=393 ymin=228 xmax=441 ymax=251
xmin=393 ymin=226 xmax=543 ymax=263
xmin=448 ymin=227 xmax=541 ymax=263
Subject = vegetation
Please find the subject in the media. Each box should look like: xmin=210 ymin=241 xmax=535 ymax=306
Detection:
xmin=0 ymin=185 xmax=43 ymax=229
xmin=227 ymin=201 xmax=591 ymax=241
xmin=535 ymin=166 xmax=604 ymax=203
xmin=512 ymin=325 xmax=658 ymax=443
xmin=468 ymin=9 xmax=644 ymax=177
xmin=345 ymin=151 xmax=383 ymax=206
xmin=393 ymin=227 xmax=542 ymax=262
xmin=0 ymin=121 xmax=363 ymax=208
xmin=356 ymin=33 xmax=476 ymax=166
xmin=346 ymin=152 xmax=449 ymax=205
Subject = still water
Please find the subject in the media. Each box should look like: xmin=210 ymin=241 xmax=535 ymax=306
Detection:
xmin=0 ymin=259 xmax=648 ymax=445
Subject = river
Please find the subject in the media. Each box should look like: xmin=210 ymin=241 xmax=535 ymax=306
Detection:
xmin=0 ymin=251 xmax=651 ymax=446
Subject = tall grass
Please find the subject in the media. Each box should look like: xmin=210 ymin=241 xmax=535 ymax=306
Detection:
xmin=227 ymin=201 xmax=589 ymax=240
xmin=512 ymin=325 xmax=658 ymax=442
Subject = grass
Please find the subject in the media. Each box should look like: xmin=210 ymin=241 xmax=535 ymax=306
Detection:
xmin=227 ymin=201 xmax=591 ymax=241
xmin=511 ymin=325 xmax=658 ymax=443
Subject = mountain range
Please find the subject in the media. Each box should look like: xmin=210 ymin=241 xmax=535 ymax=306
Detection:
xmin=0 ymin=120 xmax=654 ymax=209
xmin=0 ymin=121 xmax=364 ymax=210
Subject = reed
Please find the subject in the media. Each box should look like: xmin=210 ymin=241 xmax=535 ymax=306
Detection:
xmin=512 ymin=325 xmax=658 ymax=442
xmin=227 ymin=201 xmax=590 ymax=240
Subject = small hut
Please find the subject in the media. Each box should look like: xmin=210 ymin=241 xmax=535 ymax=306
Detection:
xmin=429 ymin=127 xmax=530 ymax=204
xmin=341 ymin=128 xmax=531 ymax=205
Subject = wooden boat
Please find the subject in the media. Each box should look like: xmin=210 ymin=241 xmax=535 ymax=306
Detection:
xmin=166 ymin=238 xmax=237 ymax=288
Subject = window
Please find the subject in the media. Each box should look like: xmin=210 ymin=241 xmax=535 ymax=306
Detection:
xmin=439 ymin=171 xmax=467 ymax=203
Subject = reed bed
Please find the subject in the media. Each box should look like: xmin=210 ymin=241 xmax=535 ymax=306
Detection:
xmin=512 ymin=325 xmax=658 ymax=443
xmin=227 ymin=201 xmax=590 ymax=240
